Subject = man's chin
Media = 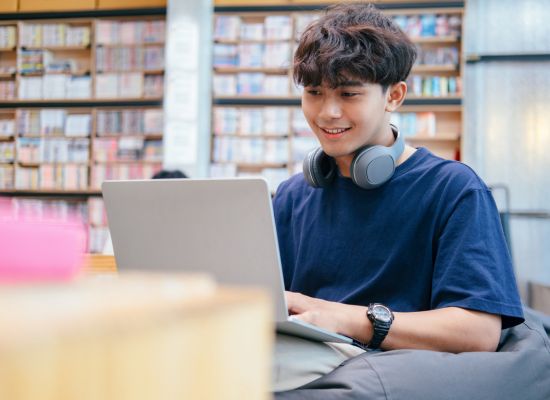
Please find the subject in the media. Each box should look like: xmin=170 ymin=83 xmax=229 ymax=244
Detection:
xmin=320 ymin=148 xmax=355 ymax=159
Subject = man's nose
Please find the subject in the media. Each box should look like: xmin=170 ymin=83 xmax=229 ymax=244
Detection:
xmin=318 ymin=97 xmax=342 ymax=120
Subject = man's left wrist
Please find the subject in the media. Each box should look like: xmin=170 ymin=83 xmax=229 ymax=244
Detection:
xmin=340 ymin=305 xmax=373 ymax=343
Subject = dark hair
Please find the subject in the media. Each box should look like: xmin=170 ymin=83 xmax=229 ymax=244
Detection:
xmin=293 ymin=3 xmax=417 ymax=90
xmin=152 ymin=170 xmax=188 ymax=179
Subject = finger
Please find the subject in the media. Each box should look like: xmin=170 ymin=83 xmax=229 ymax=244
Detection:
xmin=292 ymin=311 xmax=316 ymax=326
xmin=285 ymin=291 xmax=308 ymax=314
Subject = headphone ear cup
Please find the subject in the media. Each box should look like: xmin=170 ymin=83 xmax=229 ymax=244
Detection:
xmin=303 ymin=148 xmax=336 ymax=188
xmin=351 ymin=146 xmax=396 ymax=190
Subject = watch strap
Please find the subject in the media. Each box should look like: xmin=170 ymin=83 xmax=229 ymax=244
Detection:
xmin=368 ymin=319 xmax=391 ymax=349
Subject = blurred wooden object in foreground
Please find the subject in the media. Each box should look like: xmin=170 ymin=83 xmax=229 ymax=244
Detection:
xmin=0 ymin=273 xmax=272 ymax=400
xmin=83 ymin=253 xmax=117 ymax=274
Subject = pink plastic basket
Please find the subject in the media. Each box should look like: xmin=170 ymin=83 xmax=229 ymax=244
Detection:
xmin=0 ymin=203 xmax=86 ymax=283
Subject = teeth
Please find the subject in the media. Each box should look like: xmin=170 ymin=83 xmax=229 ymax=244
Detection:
xmin=324 ymin=128 xmax=348 ymax=134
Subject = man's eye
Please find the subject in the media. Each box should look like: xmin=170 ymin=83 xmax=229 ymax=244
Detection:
xmin=307 ymin=90 xmax=321 ymax=96
xmin=342 ymin=92 xmax=359 ymax=97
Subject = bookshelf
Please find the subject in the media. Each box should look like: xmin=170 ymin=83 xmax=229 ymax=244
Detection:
xmin=1 ymin=105 xmax=163 ymax=252
xmin=0 ymin=17 xmax=166 ymax=102
xmin=0 ymin=7 xmax=167 ymax=253
xmin=211 ymin=2 xmax=464 ymax=189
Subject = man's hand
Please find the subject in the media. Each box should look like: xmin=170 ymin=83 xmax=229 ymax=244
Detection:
xmin=285 ymin=291 xmax=371 ymax=339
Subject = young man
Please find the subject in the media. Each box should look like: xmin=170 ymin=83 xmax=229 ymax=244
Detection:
xmin=272 ymin=2 xmax=523 ymax=392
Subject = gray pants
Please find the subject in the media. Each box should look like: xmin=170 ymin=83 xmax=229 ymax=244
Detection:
xmin=275 ymin=307 xmax=550 ymax=400
xmin=272 ymin=334 xmax=365 ymax=392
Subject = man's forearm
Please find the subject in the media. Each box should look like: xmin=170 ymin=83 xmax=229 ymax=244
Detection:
xmin=341 ymin=305 xmax=501 ymax=353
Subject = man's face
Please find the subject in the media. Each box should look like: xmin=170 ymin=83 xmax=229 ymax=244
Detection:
xmin=301 ymin=80 xmax=390 ymax=164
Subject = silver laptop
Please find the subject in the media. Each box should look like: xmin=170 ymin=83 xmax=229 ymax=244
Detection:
xmin=102 ymin=178 xmax=352 ymax=344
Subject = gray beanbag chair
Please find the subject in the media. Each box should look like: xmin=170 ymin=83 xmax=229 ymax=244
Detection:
xmin=276 ymin=307 xmax=550 ymax=400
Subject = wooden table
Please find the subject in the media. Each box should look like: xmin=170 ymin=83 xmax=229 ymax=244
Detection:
xmin=0 ymin=272 xmax=272 ymax=400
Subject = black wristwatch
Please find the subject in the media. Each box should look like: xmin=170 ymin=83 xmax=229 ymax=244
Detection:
xmin=366 ymin=303 xmax=394 ymax=349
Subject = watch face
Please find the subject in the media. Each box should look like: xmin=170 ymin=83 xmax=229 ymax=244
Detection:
xmin=373 ymin=305 xmax=392 ymax=322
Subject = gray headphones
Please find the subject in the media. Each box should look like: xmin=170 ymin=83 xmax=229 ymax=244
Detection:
xmin=303 ymin=124 xmax=405 ymax=190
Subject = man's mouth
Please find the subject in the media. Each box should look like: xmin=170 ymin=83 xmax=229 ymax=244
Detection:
xmin=320 ymin=127 xmax=351 ymax=135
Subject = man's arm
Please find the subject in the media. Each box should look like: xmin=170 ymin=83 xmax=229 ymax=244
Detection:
xmin=286 ymin=291 xmax=502 ymax=353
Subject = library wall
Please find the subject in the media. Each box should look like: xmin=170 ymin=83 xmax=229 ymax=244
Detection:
xmin=210 ymin=5 xmax=464 ymax=191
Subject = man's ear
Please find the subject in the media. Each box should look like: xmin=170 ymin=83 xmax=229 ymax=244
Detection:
xmin=385 ymin=82 xmax=407 ymax=112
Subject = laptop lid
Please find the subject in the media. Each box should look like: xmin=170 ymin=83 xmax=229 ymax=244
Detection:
xmin=102 ymin=178 xmax=289 ymax=321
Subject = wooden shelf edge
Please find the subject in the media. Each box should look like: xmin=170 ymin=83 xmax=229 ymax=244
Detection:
xmin=0 ymin=189 xmax=102 ymax=196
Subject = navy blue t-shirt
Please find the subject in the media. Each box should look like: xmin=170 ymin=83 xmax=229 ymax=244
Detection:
xmin=273 ymin=147 xmax=524 ymax=329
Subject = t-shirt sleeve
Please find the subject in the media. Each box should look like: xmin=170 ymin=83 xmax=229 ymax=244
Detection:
xmin=431 ymin=188 xmax=524 ymax=328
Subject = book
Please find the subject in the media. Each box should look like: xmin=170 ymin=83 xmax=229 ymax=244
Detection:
xmin=263 ymin=107 xmax=289 ymax=135
xmin=143 ymin=74 xmax=163 ymax=98
xmin=264 ymin=16 xmax=292 ymax=40
xmin=41 ymin=138 xmax=89 ymax=163
xmin=98 ymin=109 xmax=162 ymax=135
xmin=213 ymin=107 xmax=239 ymax=135
xmin=213 ymin=44 xmax=239 ymax=67
xmin=213 ymin=74 xmax=237 ymax=96
xmin=88 ymin=226 xmax=111 ymax=254
xmin=390 ymin=112 xmax=436 ymax=137
xmin=263 ymin=138 xmax=288 ymax=163
xmin=118 ymin=72 xmax=143 ymax=98
xmin=237 ymin=73 xmax=263 ymax=95
xmin=143 ymin=109 xmax=163 ymax=134
xmin=240 ymin=23 xmax=264 ymax=41
xmin=15 ymin=166 xmax=39 ymax=190
xmin=142 ymin=20 xmax=165 ymax=44
xmin=67 ymin=76 xmax=92 ymax=99
xmin=0 ymin=142 xmax=15 ymax=163
xmin=16 ymin=138 xmax=41 ymax=163
xmin=43 ymin=74 xmax=68 ymax=99
xmin=93 ymin=138 xmax=118 ymax=162
xmin=42 ymin=24 xmax=66 ymax=47
xmin=143 ymin=140 xmax=162 ymax=162
xmin=292 ymin=108 xmax=314 ymax=137
xmin=0 ymin=165 xmax=14 ymax=189
xmin=214 ymin=15 xmax=241 ymax=41
xmin=91 ymin=163 xmax=161 ymax=189
xmin=95 ymin=74 xmax=119 ymax=98
xmin=40 ymin=109 xmax=66 ymax=135
xmin=394 ymin=14 xmax=461 ymax=38
xmin=9 ymin=197 xmax=88 ymax=224
xmin=421 ymin=14 xmax=437 ymax=37
xmin=263 ymin=43 xmax=291 ymax=68
xmin=0 ymin=25 xmax=16 ymax=48
xmin=238 ymin=43 xmax=263 ymax=67
xmin=95 ymin=20 xmax=119 ymax=45
xmin=66 ymin=25 xmax=91 ymax=47
xmin=262 ymin=75 xmax=289 ymax=96
xmin=88 ymin=197 xmax=108 ymax=226
xmin=239 ymin=108 xmax=263 ymax=135
xmin=117 ymin=137 xmax=144 ymax=161
xmin=17 ymin=110 xmax=41 ymax=135
xmin=20 ymin=23 xmax=43 ymax=47
xmin=0 ymin=119 xmax=15 ymax=137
